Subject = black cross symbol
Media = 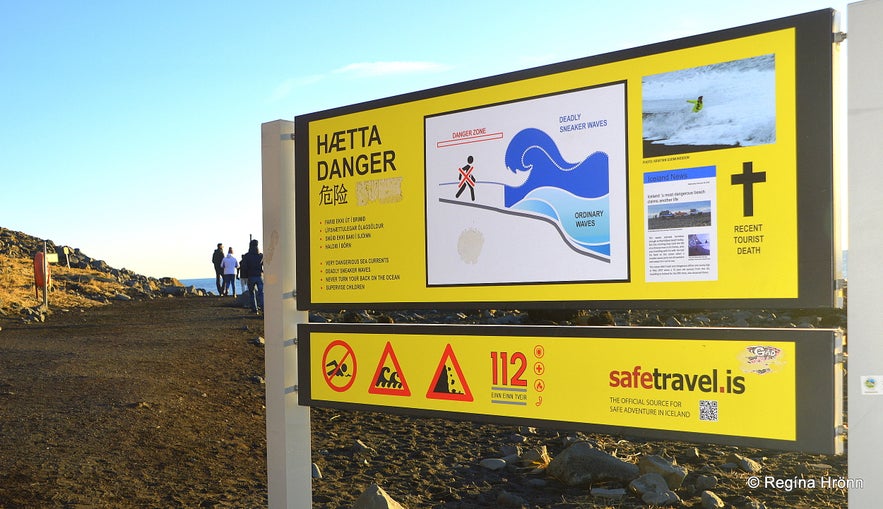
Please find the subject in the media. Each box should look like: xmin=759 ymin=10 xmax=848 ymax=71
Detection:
xmin=731 ymin=161 xmax=766 ymax=217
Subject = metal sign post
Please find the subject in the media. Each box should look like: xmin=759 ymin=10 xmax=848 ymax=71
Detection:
xmin=261 ymin=120 xmax=311 ymax=509
xmin=42 ymin=241 xmax=49 ymax=310
xmin=848 ymin=0 xmax=883 ymax=505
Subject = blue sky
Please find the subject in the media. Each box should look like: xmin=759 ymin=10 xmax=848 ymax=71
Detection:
xmin=1 ymin=1 xmax=848 ymax=279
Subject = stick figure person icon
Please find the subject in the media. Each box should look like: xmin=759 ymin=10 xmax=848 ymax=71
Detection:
xmin=325 ymin=360 xmax=350 ymax=378
xmin=455 ymin=156 xmax=476 ymax=201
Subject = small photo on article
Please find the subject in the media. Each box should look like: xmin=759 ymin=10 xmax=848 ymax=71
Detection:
xmin=688 ymin=233 xmax=712 ymax=256
xmin=647 ymin=201 xmax=712 ymax=231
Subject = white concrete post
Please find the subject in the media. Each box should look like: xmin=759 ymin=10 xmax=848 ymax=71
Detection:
xmin=261 ymin=119 xmax=311 ymax=508
xmin=848 ymin=1 xmax=883 ymax=506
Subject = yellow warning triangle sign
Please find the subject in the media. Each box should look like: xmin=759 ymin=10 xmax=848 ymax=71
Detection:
xmin=426 ymin=343 xmax=473 ymax=401
xmin=368 ymin=342 xmax=411 ymax=396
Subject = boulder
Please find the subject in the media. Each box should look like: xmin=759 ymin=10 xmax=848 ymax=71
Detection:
xmin=638 ymin=454 xmax=688 ymax=489
xmin=695 ymin=474 xmax=718 ymax=491
xmin=479 ymin=458 xmax=507 ymax=471
xmin=352 ymin=484 xmax=406 ymax=509
xmin=728 ymin=452 xmax=762 ymax=474
xmin=546 ymin=441 xmax=639 ymax=487
xmin=630 ymin=473 xmax=681 ymax=506
xmin=701 ymin=490 xmax=726 ymax=508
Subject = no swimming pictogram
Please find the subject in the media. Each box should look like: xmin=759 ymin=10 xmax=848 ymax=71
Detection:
xmin=426 ymin=343 xmax=473 ymax=401
xmin=322 ymin=340 xmax=357 ymax=392
xmin=369 ymin=341 xmax=411 ymax=396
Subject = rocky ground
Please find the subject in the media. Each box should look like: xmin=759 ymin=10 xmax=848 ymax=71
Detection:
xmin=0 ymin=297 xmax=267 ymax=507
xmin=0 ymin=296 xmax=849 ymax=508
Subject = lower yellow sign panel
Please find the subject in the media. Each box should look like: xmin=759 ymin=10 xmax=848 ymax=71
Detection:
xmin=298 ymin=324 xmax=840 ymax=453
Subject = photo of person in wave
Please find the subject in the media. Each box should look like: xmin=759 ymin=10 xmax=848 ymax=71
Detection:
xmin=642 ymin=54 xmax=775 ymax=158
xmin=686 ymin=95 xmax=704 ymax=113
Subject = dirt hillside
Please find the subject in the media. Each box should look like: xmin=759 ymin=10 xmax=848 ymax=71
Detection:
xmin=0 ymin=227 xmax=200 ymax=322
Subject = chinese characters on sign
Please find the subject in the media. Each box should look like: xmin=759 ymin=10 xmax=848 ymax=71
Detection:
xmin=319 ymin=184 xmax=348 ymax=206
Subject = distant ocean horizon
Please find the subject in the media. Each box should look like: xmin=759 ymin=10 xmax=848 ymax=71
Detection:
xmin=181 ymin=251 xmax=847 ymax=295
xmin=180 ymin=277 xmax=222 ymax=295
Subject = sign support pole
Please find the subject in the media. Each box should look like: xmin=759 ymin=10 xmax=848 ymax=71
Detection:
xmin=42 ymin=240 xmax=49 ymax=310
xmin=848 ymin=0 xmax=883 ymax=505
xmin=262 ymin=120 xmax=311 ymax=508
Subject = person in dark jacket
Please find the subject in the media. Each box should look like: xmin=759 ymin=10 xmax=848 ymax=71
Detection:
xmin=211 ymin=243 xmax=225 ymax=295
xmin=239 ymin=239 xmax=264 ymax=313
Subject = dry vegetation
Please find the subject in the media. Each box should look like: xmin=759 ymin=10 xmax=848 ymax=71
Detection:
xmin=0 ymin=254 xmax=132 ymax=316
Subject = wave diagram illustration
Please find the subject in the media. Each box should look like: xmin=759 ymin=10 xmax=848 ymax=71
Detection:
xmin=502 ymin=128 xmax=611 ymax=258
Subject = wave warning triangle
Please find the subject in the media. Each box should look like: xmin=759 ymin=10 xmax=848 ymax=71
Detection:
xmin=368 ymin=342 xmax=411 ymax=396
xmin=426 ymin=344 xmax=473 ymax=401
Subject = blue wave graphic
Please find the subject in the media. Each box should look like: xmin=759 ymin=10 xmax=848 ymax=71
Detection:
xmin=512 ymin=188 xmax=611 ymax=256
xmin=501 ymin=128 xmax=612 ymax=258
xmin=504 ymin=128 xmax=609 ymax=207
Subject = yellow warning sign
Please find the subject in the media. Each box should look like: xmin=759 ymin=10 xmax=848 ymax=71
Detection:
xmin=369 ymin=342 xmax=410 ymax=396
xmin=296 ymin=11 xmax=838 ymax=310
xmin=426 ymin=344 xmax=472 ymax=401
xmin=299 ymin=323 xmax=844 ymax=452
xmin=306 ymin=328 xmax=801 ymax=440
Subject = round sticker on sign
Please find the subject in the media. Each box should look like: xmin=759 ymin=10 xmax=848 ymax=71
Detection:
xmin=322 ymin=340 xmax=357 ymax=392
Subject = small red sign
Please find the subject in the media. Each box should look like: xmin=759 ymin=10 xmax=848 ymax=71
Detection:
xmin=369 ymin=342 xmax=411 ymax=396
xmin=426 ymin=344 xmax=473 ymax=402
xmin=322 ymin=340 xmax=357 ymax=392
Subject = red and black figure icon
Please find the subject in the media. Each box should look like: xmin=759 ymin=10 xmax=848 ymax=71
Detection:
xmin=455 ymin=156 xmax=476 ymax=201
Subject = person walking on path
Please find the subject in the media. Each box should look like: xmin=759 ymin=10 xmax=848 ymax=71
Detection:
xmin=212 ymin=243 xmax=225 ymax=295
xmin=220 ymin=247 xmax=239 ymax=296
xmin=239 ymin=253 xmax=249 ymax=295
xmin=239 ymin=239 xmax=264 ymax=313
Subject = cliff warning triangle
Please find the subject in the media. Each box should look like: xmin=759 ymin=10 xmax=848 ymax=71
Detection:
xmin=368 ymin=342 xmax=411 ymax=396
xmin=426 ymin=343 xmax=473 ymax=401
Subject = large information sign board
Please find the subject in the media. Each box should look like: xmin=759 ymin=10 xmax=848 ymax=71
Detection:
xmin=295 ymin=10 xmax=837 ymax=309
xmin=298 ymin=323 xmax=842 ymax=454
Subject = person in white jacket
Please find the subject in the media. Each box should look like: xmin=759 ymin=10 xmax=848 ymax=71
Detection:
xmin=220 ymin=247 xmax=239 ymax=297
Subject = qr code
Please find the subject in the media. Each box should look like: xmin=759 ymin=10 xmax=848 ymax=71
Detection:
xmin=699 ymin=400 xmax=719 ymax=422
